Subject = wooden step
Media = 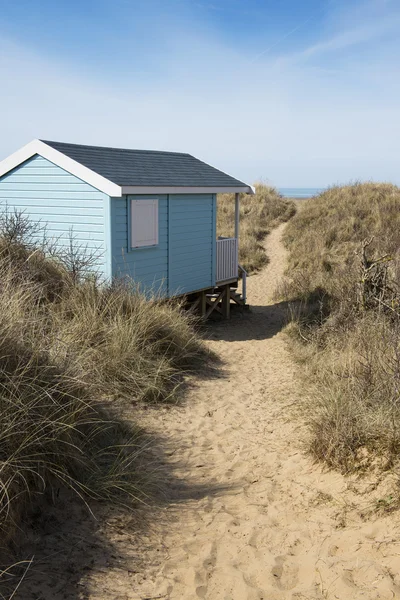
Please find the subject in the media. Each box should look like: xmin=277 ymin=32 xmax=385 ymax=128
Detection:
xmin=230 ymin=291 xmax=246 ymax=306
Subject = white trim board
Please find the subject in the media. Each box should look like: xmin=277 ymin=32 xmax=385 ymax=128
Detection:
xmin=122 ymin=185 xmax=255 ymax=195
xmin=0 ymin=140 xmax=123 ymax=197
xmin=0 ymin=140 xmax=255 ymax=197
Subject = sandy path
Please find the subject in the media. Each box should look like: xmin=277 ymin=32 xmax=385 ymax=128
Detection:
xmin=119 ymin=226 xmax=400 ymax=600
xmin=119 ymin=223 xmax=400 ymax=600
xmin=22 ymin=224 xmax=400 ymax=599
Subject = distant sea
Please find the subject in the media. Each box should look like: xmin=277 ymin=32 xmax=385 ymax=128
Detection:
xmin=278 ymin=188 xmax=324 ymax=199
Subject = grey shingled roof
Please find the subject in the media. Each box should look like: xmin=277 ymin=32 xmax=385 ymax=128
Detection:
xmin=41 ymin=140 xmax=249 ymax=188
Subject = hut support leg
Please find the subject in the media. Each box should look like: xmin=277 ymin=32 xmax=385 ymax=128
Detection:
xmin=222 ymin=284 xmax=231 ymax=319
xmin=205 ymin=289 xmax=224 ymax=319
xmin=200 ymin=290 xmax=206 ymax=318
xmin=235 ymin=192 xmax=240 ymax=241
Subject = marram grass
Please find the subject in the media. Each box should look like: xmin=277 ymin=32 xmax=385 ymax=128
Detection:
xmin=0 ymin=210 xmax=209 ymax=595
xmin=280 ymin=182 xmax=400 ymax=474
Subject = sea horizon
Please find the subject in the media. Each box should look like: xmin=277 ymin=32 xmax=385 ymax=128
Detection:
xmin=278 ymin=187 xmax=324 ymax=198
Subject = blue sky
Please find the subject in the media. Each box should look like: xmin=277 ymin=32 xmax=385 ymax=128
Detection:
xmin=0 ymin=0 xmax=399 ymax=186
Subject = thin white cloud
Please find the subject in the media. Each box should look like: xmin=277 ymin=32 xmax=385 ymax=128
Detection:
xmin=286 ymin=16 xmax=400 ymax=64
xmin=278 ymin=15 xmax=400 ymax=65
xmin=250 ymin=2 xmax=333 ymax=64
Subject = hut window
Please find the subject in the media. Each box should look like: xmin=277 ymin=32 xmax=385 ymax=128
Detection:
xmin=130 ymin=199 xmax=159 ymax=248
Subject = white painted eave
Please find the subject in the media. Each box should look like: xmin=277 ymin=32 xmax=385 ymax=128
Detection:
xmin=121 ymin=185 xmax=255 ymax=195
xmin=0 ymin=140 xmax=123 ymax=197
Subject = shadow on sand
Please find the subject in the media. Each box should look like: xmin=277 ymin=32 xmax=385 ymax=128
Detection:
xmin=5 ymin=419 xmax=236 ymax=600
xmin=5 ymin=298 xmax=292 ymax=599
xmin=205 ymin=300 xmax=293 ymax=343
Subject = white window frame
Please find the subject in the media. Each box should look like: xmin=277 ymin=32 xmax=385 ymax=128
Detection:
xmin=130 ymin=198 xmax=159 ymax=249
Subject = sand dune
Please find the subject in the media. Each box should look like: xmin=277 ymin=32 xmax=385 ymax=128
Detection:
xmin=20 ymin=223 xmax=400 ymax=599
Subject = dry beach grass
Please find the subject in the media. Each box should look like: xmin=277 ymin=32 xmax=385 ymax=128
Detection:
xmin=279 ymin=183 xmax=400 ymax=476
xmin=4 ymin=186 xmax=400 ymax=599
xmin=0 ymin=211 xmax=208 ymax=596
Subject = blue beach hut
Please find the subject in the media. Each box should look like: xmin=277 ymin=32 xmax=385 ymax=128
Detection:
xmin=0 ymin=140 xmax=254 ymax=316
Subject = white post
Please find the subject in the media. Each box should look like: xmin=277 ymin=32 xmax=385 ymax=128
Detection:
xmin=234 ymin=193 xmax=240 ymax=241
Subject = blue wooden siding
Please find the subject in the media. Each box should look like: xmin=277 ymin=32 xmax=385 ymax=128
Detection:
xmin=0 ymin=157 xmax=217 ymax=294
xmin=110 ymin=193 xmax=216 ymax=297
xmin=168 ymin=194 xmax=215 ymax=296
xmin=0 ymin=155 xmax=109 ymax=277
xmin=111 ymin=195 xmax=168 ymax=296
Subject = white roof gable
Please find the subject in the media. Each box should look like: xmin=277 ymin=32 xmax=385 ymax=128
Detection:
xmin=0 ymin=139 xmax=122 ymax=196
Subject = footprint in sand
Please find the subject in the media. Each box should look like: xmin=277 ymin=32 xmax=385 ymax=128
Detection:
xmin=271 ymin=555 xmax=299 ymax=590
